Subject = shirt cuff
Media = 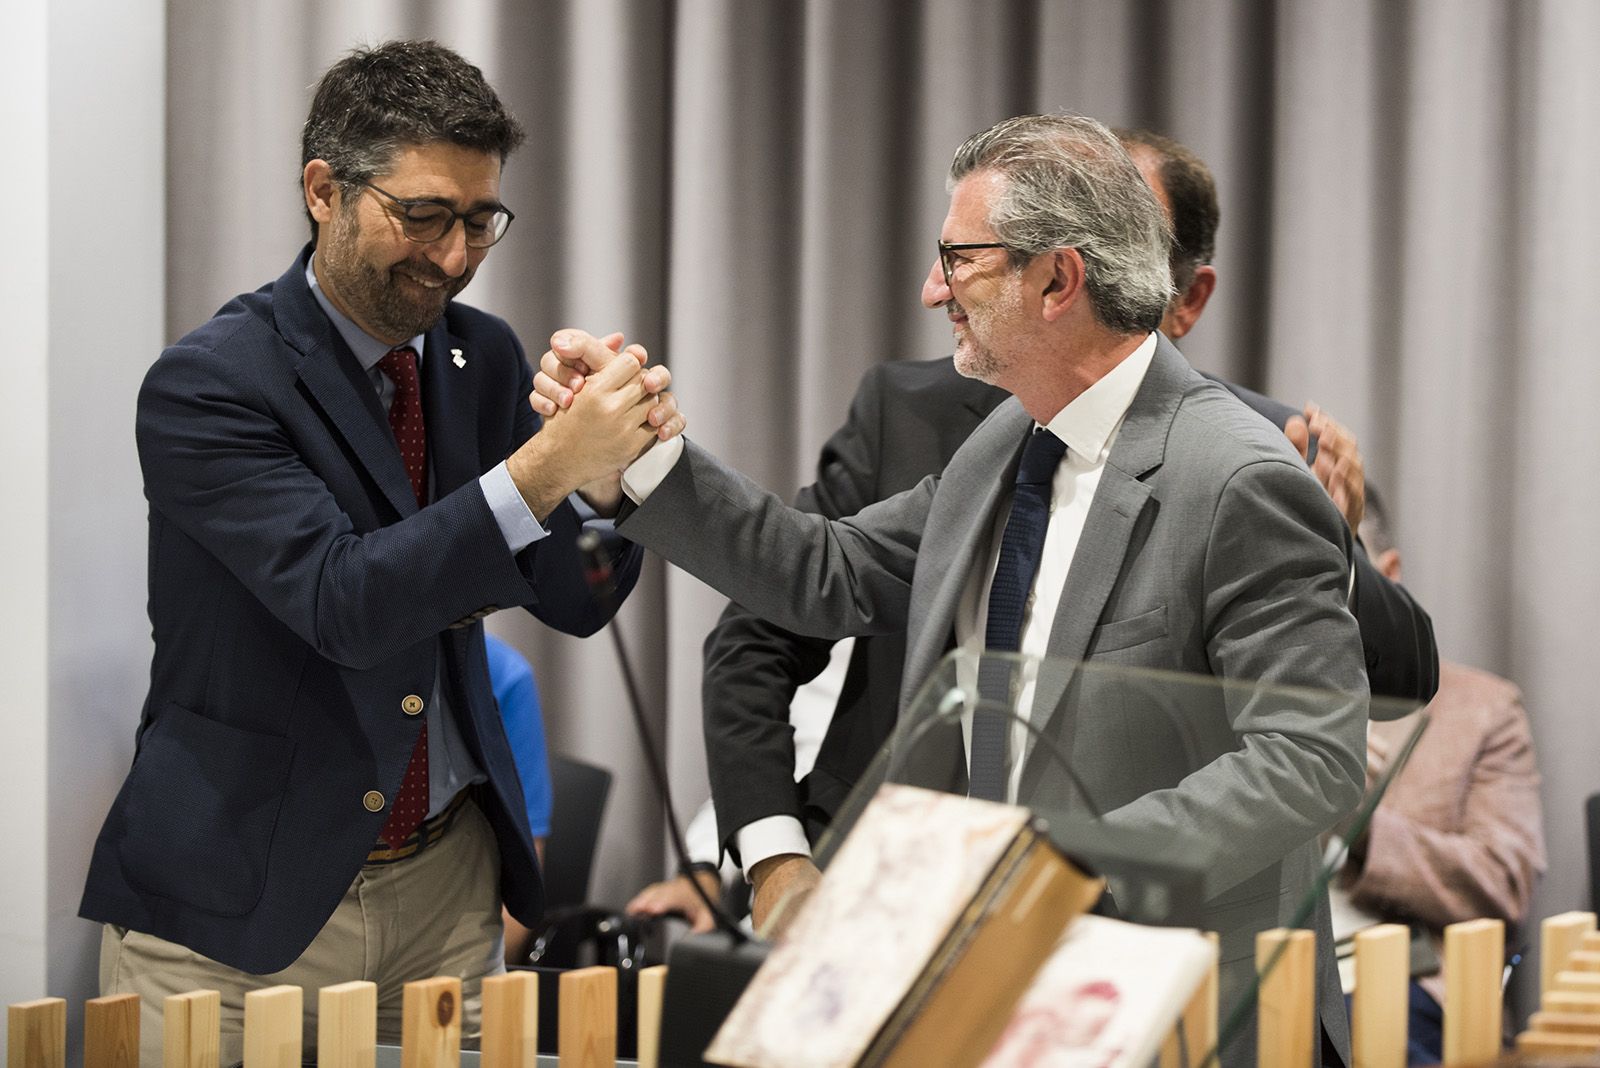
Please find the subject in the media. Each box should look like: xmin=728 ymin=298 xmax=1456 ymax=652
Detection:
xmin=735 ymin=815 xmax=812 ymax=881
xmin=621 ymin=436 xmax=685 ymax=505
xmin=480 ymin=462 xmax=549 ymax=554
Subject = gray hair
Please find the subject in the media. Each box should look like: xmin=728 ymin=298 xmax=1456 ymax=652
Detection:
xmin=950 ymin=115 xmax=1173 ymax=334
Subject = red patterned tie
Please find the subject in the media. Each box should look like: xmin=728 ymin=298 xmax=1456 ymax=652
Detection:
xmin=376 ymin=346 xmax=429 ymax=848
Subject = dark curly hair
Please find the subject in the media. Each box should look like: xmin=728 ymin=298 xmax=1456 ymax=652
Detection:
xmin=300 ymin=39 xmax=525 ymax=242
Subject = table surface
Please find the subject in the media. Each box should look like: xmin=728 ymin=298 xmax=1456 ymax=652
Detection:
xmin=374 ymin=1046 xmax=640 ymax=1067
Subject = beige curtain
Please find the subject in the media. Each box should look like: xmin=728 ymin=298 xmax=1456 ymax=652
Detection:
xmin=167 ymin=0 xmax=1600 ymax=977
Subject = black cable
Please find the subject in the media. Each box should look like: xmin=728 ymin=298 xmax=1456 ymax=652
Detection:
xmin=577 ymin=530 xmax=748 ymax=943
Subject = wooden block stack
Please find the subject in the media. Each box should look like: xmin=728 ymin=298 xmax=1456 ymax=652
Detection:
xmin=5 ymin=965 xmax=670 ymax=1068
xmin=1512 ymin=912 xmax=1600 ymax=1061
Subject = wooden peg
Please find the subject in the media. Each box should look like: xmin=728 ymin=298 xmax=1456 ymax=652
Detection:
xmin=1556 ymin=971 xmax=1600 ymax=994
xmin=244 ymin=986 xmax=302 ymax=1068
xmin=1160 ymin=932 xmax=1219 ymax=1068
xmin=480 ymin=972 xmax=538 ymax=1068
xmin=164 ymin=990 xmax=220 ymax=1068
xmin=318 ymin=981 xmax=376 ymax=1068
xmin=401 ymin=977 xmax=460 ymax=1068
xmin=1543 ymin=913 xmax=1597 ymax=1001
xmin=1443 ymin=918 xmax=1504 ymax=1066
xmin=84 ymin=993 xmax=140 ymax=1068
xmin=8 ymin=998 xmax=66 ymax=1068
xmin=1257 ymin=928 xmax=1316 ymax=1068
xmin=1352 ymin=924 xmax=1409 ymax=1068
xmin=1528 ymin=1011 xmax=1600 ymax=1035
xmin=558 ymin=967 xmax=616 ymax=1068
xmin=1545 ymin=991 xmax=1600 ymax=1015
xmin=636 ymin=967 xmax=668 ymax=1068
xmin=1515 ymin=1030 xmax=1600 ymax=1056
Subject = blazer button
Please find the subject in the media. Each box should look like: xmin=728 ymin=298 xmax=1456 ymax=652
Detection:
xmin=363 ymin=790 xmax=385 ymax=813
xmin=401 ymin=694 xmax=425 ymax=716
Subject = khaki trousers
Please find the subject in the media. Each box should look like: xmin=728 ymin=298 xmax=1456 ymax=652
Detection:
xmin=100 ymin=797 xmax=505 ymax=1067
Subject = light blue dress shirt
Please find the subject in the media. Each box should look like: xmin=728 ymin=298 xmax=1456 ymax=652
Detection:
xmin=305 ymin=257 xmax=544 ymax=816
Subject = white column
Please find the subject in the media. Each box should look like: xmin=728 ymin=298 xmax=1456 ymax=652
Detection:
xmin=0 ymin=0 xmax=164 ymax=1050
xmin=0 ymin=0 xmax=53 ymax=1010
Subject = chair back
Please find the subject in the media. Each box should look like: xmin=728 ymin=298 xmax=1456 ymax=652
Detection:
xmin=1587 ymin=792 xmax=1600 ymax=910
xmin=543 ymin=753 xmax=613 ymax=909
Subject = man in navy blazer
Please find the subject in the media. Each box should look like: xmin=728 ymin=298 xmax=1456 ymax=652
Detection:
xmin=81 ymin=40 xmax=679 ymax=1060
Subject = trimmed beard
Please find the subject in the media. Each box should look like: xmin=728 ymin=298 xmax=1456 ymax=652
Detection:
xmin=318 ymin=203 xmax=473 ymax=341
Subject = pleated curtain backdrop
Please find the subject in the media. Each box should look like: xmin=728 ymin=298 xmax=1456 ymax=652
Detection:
xmin=166 ymin=0 xmax=1600 ymax=948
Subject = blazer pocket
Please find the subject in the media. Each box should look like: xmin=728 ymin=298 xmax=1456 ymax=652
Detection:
xmin=117 ymin=702 xmax=294 ymax=917
xmin=1087 ymin=604 xmax=1169 ymax=655
xmin=1206 ymin=886 xmax=1286 ymax=964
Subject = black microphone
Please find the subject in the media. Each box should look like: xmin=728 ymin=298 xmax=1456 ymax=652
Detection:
xmin=576 ymin=530 xmax=747 ymax=942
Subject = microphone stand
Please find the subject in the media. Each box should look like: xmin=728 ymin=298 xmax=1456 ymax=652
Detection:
xmin=577 ymin=530 xmax=748 ymax=944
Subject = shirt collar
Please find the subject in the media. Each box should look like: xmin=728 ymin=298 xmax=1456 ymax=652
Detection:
xmin=305 ymin=254 xmax=426 ymax=371
xmin=1040 ymin=332 xmax=1158 ymax=461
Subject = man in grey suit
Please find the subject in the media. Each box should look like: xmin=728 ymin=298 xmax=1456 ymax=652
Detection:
xmin=540 ymin=114 xmax=1366 ymax=1064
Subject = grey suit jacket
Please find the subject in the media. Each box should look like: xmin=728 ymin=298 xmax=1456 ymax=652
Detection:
xmin=619 ymin=336 xmax=1367 ymax=1064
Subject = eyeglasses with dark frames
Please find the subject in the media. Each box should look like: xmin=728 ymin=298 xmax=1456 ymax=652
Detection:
xmin=937 ymin=241 xmax=1011 ymax=289
xmin=359 ymin=181 xmax=515 ymax=249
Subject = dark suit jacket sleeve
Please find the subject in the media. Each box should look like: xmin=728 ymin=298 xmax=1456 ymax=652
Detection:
xmin=701 ymin=368 xmax=889 ymax=857
xmin=1351 ymin=543 xmax=1439 ymax=705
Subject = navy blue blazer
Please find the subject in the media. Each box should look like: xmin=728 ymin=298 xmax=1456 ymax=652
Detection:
xmin=80 ymin=248 xmax=640 ymax=974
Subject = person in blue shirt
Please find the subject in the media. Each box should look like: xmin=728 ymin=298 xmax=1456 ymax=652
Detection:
xmin=486 ymin=633 xmax=552 ymax=961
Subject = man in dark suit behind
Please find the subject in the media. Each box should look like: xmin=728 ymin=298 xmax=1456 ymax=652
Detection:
xmin=81 ymin=40 xmax=679 ymax=1064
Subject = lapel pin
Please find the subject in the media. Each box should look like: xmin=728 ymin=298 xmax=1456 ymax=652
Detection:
xmin=451 ymin=348 xmax=466 ymax=369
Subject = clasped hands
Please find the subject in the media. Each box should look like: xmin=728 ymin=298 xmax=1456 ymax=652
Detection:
xmin=510 ymin=329 xmax=684 ymax=518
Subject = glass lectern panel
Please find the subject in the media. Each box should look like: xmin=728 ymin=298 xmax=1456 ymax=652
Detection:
xmin=809 ymin=650 xmax=1426 ymax=1067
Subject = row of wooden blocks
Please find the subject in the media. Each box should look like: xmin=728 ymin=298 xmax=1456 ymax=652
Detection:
xmin=1253 ymin=920 xmax=1507 ymax=1068
xmin=1152 ymin=912 xmax=1600 ymax=1068
xmin=7 ymin=965 xmax=667 ymax=1068
xmin=16 ymin=911 xmax=1600 ymax=1068
xmin=1145 ymin=919 xmax=1512 ymax=1068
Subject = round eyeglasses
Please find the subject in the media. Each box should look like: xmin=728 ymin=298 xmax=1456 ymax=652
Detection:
xmin=360 ymin=181 xmax=515 ymax=249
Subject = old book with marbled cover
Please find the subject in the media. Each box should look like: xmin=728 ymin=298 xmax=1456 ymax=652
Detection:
xmin=705 ymin=784 xmax=1103 ymax=1068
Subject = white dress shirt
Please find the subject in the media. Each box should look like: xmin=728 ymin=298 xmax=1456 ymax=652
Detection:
xmin=953 ymin=332 xmax=1157 ymax=801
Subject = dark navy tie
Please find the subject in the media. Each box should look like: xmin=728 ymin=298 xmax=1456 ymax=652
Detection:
xmin=969 ymin=427 xmax=1066 ymax=802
